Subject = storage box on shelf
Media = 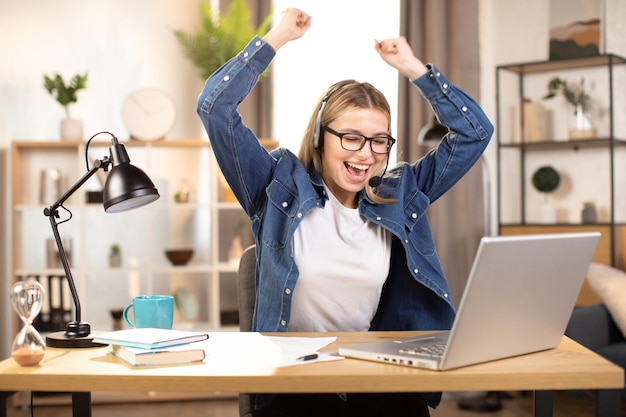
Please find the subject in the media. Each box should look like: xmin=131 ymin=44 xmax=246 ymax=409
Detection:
xmin=496 ymin=54 xmax=626 ymax=304
xmin=9 ymin=139 xmax=246 ymax=339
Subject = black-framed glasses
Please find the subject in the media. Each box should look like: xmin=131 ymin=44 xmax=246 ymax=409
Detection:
xmin=323 ymin=126 xmax=396 ymax=154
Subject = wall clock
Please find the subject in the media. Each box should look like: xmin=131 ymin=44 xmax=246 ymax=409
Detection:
xmin=122 ymin=88 xmax=176 ymax=141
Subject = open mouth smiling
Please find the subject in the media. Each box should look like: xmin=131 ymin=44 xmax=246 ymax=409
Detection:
xmin=345 ymin=161 xmax=370 ymax=180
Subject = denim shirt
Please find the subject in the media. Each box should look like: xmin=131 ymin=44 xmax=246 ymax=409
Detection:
xmin=198 ymin=36 xmax=493 ymax=335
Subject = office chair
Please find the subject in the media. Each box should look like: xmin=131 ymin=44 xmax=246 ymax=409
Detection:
xmin=237 ymin=245 xmax=257 ymax=417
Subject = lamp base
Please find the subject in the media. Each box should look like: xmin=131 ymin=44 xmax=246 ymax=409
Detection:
xmin=46 ymin=331 xmax=107 ymax=348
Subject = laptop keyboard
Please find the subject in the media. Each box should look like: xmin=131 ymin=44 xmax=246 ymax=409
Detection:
xmin=399 ymin=343 xmax=446 ymax=358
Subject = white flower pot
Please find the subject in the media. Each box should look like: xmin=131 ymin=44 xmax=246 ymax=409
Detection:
xmin=60 ymin=118 xmax=83 ymax=141
xmin=540 ymin=201 xmax=557 ymax=224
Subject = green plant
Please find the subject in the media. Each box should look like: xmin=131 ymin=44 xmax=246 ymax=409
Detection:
xmin=543 ymin=77 xmax=590 ymax=111
xmin=532 ymin=166 xmax=560 ymax=196
xmin=583 ymin=201 xmax=596 ymax=209
xmin=173 ymin=0 xmax=273 ymax=80
xmin=110 ymin=244 xmax=120 ymax=255
xmin=43 ymin=72 xmax=88 ymax=118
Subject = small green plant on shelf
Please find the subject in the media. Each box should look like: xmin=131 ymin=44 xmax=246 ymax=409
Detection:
xmin=43 ymin=72 xmax=88 ymax=118
xmin=110 ymin=244 xmax=120 ymax=256
xmin=532 ymin=166 xmax=560 ymax=201
xmin=583 ymin=201 xmax=596 ymax=209
xmin=543 ymin=77 xmax=590 ymax=111
xmin=109 ymin=244 xmax=122 ymax=268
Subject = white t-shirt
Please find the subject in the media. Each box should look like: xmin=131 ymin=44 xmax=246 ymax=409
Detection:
xmin=290 ymin=187 xmax=391 ymax=331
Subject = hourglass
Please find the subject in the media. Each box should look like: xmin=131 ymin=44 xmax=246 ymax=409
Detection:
xmin=11 ymin=279 xmax=46 ymax=366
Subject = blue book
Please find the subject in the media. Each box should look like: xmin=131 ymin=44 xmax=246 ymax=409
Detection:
xmin=109 ymin=343 xmax=206 ymax=366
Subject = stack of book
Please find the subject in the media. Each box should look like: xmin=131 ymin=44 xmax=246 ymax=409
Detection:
xmin=93 ymin=328 xmax=209 ymax=366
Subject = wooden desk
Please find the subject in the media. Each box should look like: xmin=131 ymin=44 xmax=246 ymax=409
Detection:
xmin=0 ymin=332 xmax=623 ymax=417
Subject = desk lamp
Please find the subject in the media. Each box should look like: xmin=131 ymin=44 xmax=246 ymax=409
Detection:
xmin=44 ymin=131 xmax=160 ymax=348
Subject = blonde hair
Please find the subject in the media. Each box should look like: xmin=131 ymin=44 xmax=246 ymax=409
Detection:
xmin=297 ymin=80 xmax=394 ymax=204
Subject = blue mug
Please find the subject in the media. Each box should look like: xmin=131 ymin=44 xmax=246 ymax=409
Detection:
xmin=123 ymin=295 xmax=174 ymax=329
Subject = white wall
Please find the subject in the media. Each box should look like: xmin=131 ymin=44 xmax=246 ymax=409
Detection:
xmin=270 ymin=0 xmax=400 ymax=154
xmin=0 ymin=0 xmax=204 ymax=359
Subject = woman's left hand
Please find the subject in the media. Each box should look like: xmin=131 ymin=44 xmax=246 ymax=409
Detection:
xmin=375 ymin=36 xmax=427 ymax=80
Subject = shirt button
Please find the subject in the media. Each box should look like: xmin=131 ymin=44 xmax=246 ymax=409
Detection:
xmin=282 ymin=201 xmax=288 ymax=208
xmin=462 ymin=106 xmax=468 ymax=112
xmin=411 ymin=213 xmax=417 ymax=219
xmin=297 ymin=212 xmax=303 ymax=218
xmin=413 ymin=268 xmax=419 ymax=274
xmin=280 ymin=320 xmax=287 ymax=327
xmin=404 ymin=239 xmax=409 ymax=243
xmin=223 ymin=75 xmax=230 ymax=81
xmin=285 ymin=288 xmax=291 ymax=295
xmin=376 ymin=216 xmax=382 ymax=221
xmin=243 ymin=52 xmax=249 ymax=58
xmin=436 ymin=72 xmax=441 ymax=77
xmin=443 ymin=83 xmax=448 ymax=89
xmin=255 ymin=40 xmax=262 ymax=46
xmin=444 ymin=293 xmax=449 ymax=298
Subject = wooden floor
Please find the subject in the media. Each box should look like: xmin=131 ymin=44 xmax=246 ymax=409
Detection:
xmin=5 ymin=391 xmax=623 ymax=417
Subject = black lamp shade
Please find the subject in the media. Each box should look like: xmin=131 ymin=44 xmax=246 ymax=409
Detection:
xmin=103 ymin=163 xmax=160 ymax=213
xmin=103 ymin=142 xmax=159 ymax=213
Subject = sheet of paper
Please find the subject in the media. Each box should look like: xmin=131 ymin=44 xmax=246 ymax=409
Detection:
xmin=197 ymin=332 xmax=343 ymax=372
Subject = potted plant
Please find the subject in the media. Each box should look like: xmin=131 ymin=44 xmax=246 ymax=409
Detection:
xmin=581 ymin=201 xmax=597 ymax=224
xmin=543 ymin=77 xmax=596 ymax=139
xmin=532 ymin=166 xmax=560 ymax=223
xmin=43 ymin=72 xmax=88 ymax=140
xmin=173 ymin=0 xmax=273 ymax=80
xmin=109 ymin=244 xmax=122 ymax=268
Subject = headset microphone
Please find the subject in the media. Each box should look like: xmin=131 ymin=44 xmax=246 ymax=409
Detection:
xmin=369 ymin=156 xmax=390 ymax=187
xmin=368 ymin=175 xmax=382 ymax=187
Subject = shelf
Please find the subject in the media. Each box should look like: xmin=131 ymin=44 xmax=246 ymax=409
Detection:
xmin=500 ymin=222 xmax=623 ymax=228
xmin=496 ymin=54 xmax=626 ymax=270
xmin=500 ymin=138 xmax=626 ymax=151
xmin=498 ymin=54 xmax=626 ymax=74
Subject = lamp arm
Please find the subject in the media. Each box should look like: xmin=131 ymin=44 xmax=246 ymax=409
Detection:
xmin=43 ymin=157 xmax=110 ymax=327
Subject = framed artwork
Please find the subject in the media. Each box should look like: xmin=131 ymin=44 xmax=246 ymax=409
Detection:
xmin=549 ymin=0 xmax=604 ymax=60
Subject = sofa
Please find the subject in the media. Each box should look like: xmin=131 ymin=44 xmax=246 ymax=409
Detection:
xmin=564 ymin=263 xmax=626 ymax=399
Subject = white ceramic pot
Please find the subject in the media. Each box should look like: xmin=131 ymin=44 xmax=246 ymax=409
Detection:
xmin=540 ymin=201 xmax=557 ymax=224
xmin=60 ymin=118 xmax=83 ymax=141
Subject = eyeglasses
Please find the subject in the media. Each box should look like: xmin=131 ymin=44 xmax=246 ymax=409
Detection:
xmin=323 ymin=126 xmax=396 ymax=154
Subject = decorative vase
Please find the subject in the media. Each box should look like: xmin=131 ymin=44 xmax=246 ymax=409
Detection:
xmin=60 ymin=118 xmax=83 ymax=141
xmin=109 ymin=253 xmax=122 ymax=267
xmin=581 ymin=206 xmax=597 ymax=224
xmin=540 ymin=201 xmax=557 ymax=224
xmin=568 ymin=104 xmax=596 ymax=140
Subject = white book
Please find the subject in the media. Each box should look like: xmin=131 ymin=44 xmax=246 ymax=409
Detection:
xmin=93 ymin=328 xmax=209 ymax=349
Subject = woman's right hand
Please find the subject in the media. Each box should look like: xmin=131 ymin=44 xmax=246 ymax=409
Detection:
xmin=264 ymin=8 xmax=311 ymax=51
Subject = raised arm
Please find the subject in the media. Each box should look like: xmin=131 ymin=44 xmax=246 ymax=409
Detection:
xmin=264 ymin=8 xmax=311 ymax=51
xmin=374 ymin=36 xmax=428 ymax=80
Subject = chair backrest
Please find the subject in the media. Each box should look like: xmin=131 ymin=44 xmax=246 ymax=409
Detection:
xmin=237 ymin=244 xmax=256 ymax=332
xmin=237 ymin=245 xmax=257 ymax=417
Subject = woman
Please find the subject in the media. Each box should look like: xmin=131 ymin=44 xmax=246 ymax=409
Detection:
xmin=197 ymin=8 xmax=493 ymax=417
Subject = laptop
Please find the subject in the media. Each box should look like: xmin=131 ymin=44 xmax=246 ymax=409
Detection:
xmin=339 ymin=232 xmax=600 ymax=371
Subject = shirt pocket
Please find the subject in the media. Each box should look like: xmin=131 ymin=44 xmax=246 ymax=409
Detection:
xmin=262 ymin=180 xmax=299 ymax=249
xmin=404 ymin=192 xmax=436 ymax=257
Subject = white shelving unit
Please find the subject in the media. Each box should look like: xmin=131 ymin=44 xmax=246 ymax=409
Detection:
xmin=10 ymin=139 xmax=249 ymax=336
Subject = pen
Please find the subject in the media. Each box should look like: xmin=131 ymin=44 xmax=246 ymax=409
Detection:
xmin=296 ymin=353 xmax=319 ymax=362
